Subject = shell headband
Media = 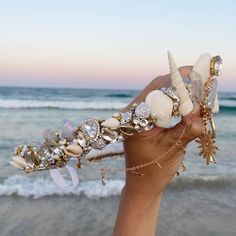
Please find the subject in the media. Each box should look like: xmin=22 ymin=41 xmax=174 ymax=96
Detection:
xmin=9 ymin=52 xmax=222 ymax=184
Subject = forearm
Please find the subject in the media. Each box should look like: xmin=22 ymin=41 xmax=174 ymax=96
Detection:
xmin=113 ymin=184 xmax=163 ymax=236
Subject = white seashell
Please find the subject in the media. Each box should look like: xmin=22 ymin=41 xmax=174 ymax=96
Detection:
xmin=191 ymin=53 xmax=211 ymax=83
xmin=168 ymin=51 xmax=194 ymax=116
xmin=145 ymin=90 xmax=173 ymax=127
xmin=64 ymin=144 xmax=83 ymax=157
xmin=9 ymin=160 xmax=22 ymax=169
xmin=101 ymin=118 xmax=120 ymax=129
xmin=12 ymin=156 xmax=28 ymax=168
xmin=190 ymin=53 xmax=219 ymax=113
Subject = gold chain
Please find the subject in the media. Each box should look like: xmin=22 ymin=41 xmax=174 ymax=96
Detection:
xmin=97 ymin=121 xmax=191 ymax=184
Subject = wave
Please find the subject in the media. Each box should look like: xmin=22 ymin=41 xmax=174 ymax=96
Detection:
xmin=0 ymin=175 xmax=235 ymax=199
xmin=105 ymin=93 xmax=133 ymax=98
xmin=0 ymin=99 xmax=236 ymax=112
xmin=0 ymin=175 xmax=125 ymax=199
xmin=0 ymin=99 xmax=127 ymax=110
xmin=221 ymin=97 xmax=236 ymax=101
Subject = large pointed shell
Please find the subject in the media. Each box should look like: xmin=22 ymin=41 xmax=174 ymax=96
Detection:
xmin=145 ymin=90 xmax=173 ymax=127
xmin=168 ymin=51 xmax=194 ymax=116
xmin=12 ymin=156 xmax=28 ymax=168
xmin=64 ymin=144 xmax=83 ymax=157
xmin=101 ymin=118 xmax=120 ymax=129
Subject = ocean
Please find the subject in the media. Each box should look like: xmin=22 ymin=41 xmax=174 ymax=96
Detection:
xmin=0 ymin=86 xmax=236 ymax=236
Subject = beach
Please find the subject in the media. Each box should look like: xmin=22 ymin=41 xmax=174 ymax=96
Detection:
xmin=0 ymin=86 xmax=236 ymax=236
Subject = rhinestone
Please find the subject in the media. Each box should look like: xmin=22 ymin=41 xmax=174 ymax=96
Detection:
xmin=133 ymin=118 xmax=140 ymax=124
xmin=214 ymin=56 xmax=223 ymax=76
xmin=91 ymin=139 xmax=106 ymax=150
xmin=121 ymin=112 xmax=132 ymax=124
xmin=102 ymin=129 xmax=118 ymax=143
xmin=135 ymin=102 xmax=151 ymax=119
xmin=139 ymin=119 xmax=148 ymax=127
xmin=77 ymin=138 xmax=86 ymax=147
xmin=81 ymin=118 xmax=99 ymax=140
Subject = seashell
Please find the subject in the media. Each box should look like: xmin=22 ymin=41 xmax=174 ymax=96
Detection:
xmin=12 ymin=156 xmax=28 ymax=168
xmin=101 ymin=118 xmax=120 ymax=129
xmin=191 ymin=53 xmax=212 ymax=83
xmin=101 ymin=128 xmax=118 ymax=142
xmin=64 ymin=144 xmax=83 ymax=157
xmin=9 ymin=160 xmax=22 ymax=169
xmin=145 ymin=90 xmax=173 ymax=127
xmin=168 ymin=51 xmax=194 ymax=116
xmin=190 ymin=53 xmax=219 ymax=113
xmin=118 ymin=124 xmax=136 ymax=136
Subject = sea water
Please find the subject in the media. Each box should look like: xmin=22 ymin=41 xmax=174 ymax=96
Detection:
xmin=0 ymin=86 xmax=235 ymax=236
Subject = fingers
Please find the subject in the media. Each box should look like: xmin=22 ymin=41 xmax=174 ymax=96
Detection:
xmin=165 ymin=103 xmax=205 ymax=148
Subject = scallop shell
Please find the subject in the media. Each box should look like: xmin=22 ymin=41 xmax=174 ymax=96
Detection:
xmin=12 ymin=156 xmax=28 ymax=168
xmin=9 ymin=160 xmax=22 ymax=169
xmin=64 ymin=144 xmax=83 ymax=157
xmin=168 ymin=51 xmax=194 ymax=116
xmin=101 ymin=118 xmax=120 ymax=129
xmin=145 ymin=90 xmax=173 ymax=127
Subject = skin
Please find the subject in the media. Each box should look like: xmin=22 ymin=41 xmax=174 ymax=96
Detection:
xmin=113 ymin=66 xmax=205 ymax=236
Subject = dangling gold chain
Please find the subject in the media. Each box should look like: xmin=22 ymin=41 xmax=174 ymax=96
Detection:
xmin=98 ymin=121 xmax=191 ymax=185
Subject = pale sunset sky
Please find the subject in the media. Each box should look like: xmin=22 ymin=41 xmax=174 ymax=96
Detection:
xmin=0 ymin=0 xmax=235 ymax=91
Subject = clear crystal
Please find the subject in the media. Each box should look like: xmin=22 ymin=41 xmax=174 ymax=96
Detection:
xmin=121 ymin=112 xmax=132 ymax=124
xmin=135 ymin=102 xmax=151 ymax=119
xmin=82 ymin=119 xmax=99 ymax=139
xmin=139 ymin=119 xmax=148 ymax=127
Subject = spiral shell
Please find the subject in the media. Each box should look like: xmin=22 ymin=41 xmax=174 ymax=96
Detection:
xmin=145 ymin=90 xmax=173 ymax=127
xmin=168 ymin=51 xmax=194 ymax=116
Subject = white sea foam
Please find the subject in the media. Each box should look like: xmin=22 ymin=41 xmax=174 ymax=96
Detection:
xmin=0 ymin=175 xmax=125 ymax=199
xmin=0 ymin=174 xmax=235 ymax=199
xmin=0 ymin=99 xmax=127 ymax=110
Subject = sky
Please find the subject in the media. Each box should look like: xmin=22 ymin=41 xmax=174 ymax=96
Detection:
xmin=0 ymin=0 xmax=235 ymax=91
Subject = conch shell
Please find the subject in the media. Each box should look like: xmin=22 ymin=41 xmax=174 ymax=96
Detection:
xmin=168 ymin=51 xmax=194 ymax=116
xmin=101 ymin=118 xmax=120 ymax=129
xmin=189 ymin=53 xmax=219 ymax=113
xmin=145 ymin=90 xmax=173 ymax=127
xmin=64 ymin=144 xmax=83 ymax=157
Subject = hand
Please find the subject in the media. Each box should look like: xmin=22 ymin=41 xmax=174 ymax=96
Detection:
xmin=123 ymin=102 xmax=205 ymax=198
xmin=113 ymin=67 xmax=205 ymax=236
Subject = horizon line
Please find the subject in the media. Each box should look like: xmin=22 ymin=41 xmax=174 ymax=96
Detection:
xmin=0 ymin=84 xmax=235 ymax=93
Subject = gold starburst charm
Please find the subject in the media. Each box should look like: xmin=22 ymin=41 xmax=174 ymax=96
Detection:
xmin=195 ymin=130 xmax=219 ymax=165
